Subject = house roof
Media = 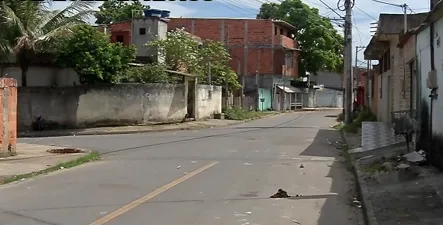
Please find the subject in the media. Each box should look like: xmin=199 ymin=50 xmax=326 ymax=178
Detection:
xmin=364 ymin=13 xmax=427 ymax=60
xmin=272 ymin=20 xmax=297 ymax=32
xmin=375 ymin=13 xmax=428 ymax=35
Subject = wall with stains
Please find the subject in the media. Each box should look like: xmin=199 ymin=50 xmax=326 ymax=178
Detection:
xmin=416 ymin=18 xmax=443 ymax=169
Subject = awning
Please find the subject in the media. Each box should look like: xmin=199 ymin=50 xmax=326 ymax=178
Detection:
xmin=276 ymin=85 xmax=303 ymax=93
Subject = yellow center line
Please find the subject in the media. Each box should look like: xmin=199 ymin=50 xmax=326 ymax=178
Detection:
xmin=89 ymin=161 xmax=219 ymax=225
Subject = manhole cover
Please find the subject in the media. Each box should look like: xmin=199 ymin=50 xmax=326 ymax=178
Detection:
xmin=47 ymin=148 xmax=83 ymax=154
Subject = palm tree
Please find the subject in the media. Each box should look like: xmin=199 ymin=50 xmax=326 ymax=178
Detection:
xmin=0 ymin=0 xmax=96 ymax=86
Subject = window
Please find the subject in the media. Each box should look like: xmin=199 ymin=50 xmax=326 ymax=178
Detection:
xmin=280 ymin=28 xmax=283 ymax=35
xmin=274 ymin=27 xmax=277 ymax=35
xmin=139 ymin=28 xmax=146 ymax=35
xmin=116 ymin=35 xmax=124 ymax=43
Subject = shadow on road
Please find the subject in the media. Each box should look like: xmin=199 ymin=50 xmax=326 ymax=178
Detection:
xmin=300 ymin=129 xmax=362 ymax=225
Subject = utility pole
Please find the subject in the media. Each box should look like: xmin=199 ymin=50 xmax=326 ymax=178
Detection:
xmin=344 ymin=0 xmax=353 ymax=124
xmin=256 ymin=49 xmax=261 ymax=111
xmin=366 ymin=60 xmax=371 ymax=107
xmin=283 ymin=65 xmax=287 ymax=111
xmin=238 ymin=61 xmax=244 ymax=108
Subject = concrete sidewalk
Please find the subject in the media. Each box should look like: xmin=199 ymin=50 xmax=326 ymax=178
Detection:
xmin=0 ymin=143 xmax=93 ymax=180
xmin=343 ymin=131 xmax=443 ymax=225
xmin=18 ymin=119 xmax=244 ymax=138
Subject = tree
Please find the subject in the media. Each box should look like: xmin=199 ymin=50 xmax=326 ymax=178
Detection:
xmin=148 ymin=29 xmax=241 ymax=90
xmin=0 ymin=0 xmax=96 ymax=86
xmin=95 ymin=0 xmax=149 ymax=25
xmin=122 ymin=63 xmax=179 ymax=84
xmin=55 ymin=24 xmax=136 ymax=84
xmin=257 ymin=0 xmax=344 ymax=75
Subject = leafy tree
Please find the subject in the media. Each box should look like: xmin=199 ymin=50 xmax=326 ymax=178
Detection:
xmin=122 ymin=63 xmax=180 ymax=84
xmin=95 ymin=0 xmax=149 ymax=25
xmin=55 ymin=24 xmax=136 ymax=84
xmin=148 ymin=29 xmax=241 ymax=90
xmin=257 ymin=0 xmax=344 ymax=75
xmin=0 ymin=0 xmax=96 ymax=86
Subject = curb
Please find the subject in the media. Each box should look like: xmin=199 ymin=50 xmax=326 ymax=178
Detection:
xmin=340 ymin=130 xmax=378 ymax=225
xmin=18 ymin=113 xmax=282 ymax=138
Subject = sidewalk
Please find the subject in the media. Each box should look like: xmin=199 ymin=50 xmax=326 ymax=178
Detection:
xmin=0 ymin=143 xmax=96 ymax=184
xmin=343 ymin=131 xmax=443 ymax=225
xmin=18 ymin=119 xmax=245 ymax=138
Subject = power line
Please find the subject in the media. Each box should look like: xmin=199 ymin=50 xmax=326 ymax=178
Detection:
xmin=354 ymin=6 xmax=377 ymax=21
xmin=318 ymin=0 xmax=343 ymax=18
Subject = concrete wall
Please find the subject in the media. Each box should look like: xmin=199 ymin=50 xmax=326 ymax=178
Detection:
xmin=132 ymin=18 xmax=167 ymax=62
xmin=18 ymin=84 xmax=188 ymax=130
xmin=416 ymin=18 xmax=443 ymax=169
xmin=315 ymin=88 xmax=343 ymax=108
xmin=0 ymin=78 xmax=17 ymax=157
xmin=0 ymin=66 xmax=79 ymax=87
xmin=196 ymin=85 xmax=222 ymax=119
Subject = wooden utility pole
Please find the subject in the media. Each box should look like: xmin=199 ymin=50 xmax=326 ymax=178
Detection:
xmin=344 ymin=0 xmax=353 ymax=124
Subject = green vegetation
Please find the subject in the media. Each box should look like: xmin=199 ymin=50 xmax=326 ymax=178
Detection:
xmin=336 ymin=107 xmax=377 ymax=133
xmin=256 ymin=0 xmax=344 ymax=75
xmin=224 ymin=107 xmax=269 ymax=120
xmin=0 ymin=151 xmax=100 ymax=185
xmin=0 ymin=0 xmax=97 ymax=86
xmin=55 ymin=24 xmax=136 ymax=84
xmin=95 ymin=0 xmax=149 ymax=25
xmin=147 ymin=29 xmax=241 ymax=89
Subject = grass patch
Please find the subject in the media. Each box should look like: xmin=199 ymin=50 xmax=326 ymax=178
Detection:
xmin=223 ymin=107 xmax=269 ymax=120
xmin=0 ymin=151 xmax=100 ymax=185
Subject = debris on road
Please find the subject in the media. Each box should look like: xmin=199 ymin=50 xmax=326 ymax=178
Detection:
xmin=244 ymin=163 xmax=252 ymax=166
xmin=403 ymin=151 xmax=426 ymax=163
xmin=299 ymin=164 xmax=304 ymax=168
xmin=270 ymin=189 xmax=290 ymax=198
xmin=292 ymin=220 xmax=301 ymax=224
xmin=176 ymin=165 xmax=181 ymax=169
xmin=191 ymin=161 xmax=197 ymax=164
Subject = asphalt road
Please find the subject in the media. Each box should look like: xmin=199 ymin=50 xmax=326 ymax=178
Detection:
xmin=0 ymin=110 xmax=362 ymax=225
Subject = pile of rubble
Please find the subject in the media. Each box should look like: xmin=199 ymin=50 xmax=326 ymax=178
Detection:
xmin=363 ymin=150 xmax=427 ymax=174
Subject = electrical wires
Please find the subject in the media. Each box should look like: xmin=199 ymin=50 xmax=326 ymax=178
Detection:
xmin=337 ymin=0 xmax=355 ymax=11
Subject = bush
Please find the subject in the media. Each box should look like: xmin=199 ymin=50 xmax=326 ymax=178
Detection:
xmin=341 ymin=106 xmax=377 ymax=133
xmin=224 ymin=107 xmax=262 ymax=120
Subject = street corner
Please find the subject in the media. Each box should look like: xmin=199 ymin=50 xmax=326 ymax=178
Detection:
xmin=0 ymin=143 xmax=99 ymax=185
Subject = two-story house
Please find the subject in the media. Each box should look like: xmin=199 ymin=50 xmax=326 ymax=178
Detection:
xmin=107 ymin=10 xmax=170 ymax=63
xmin=364 ymin=13 xmax=428 ymax=123
xmin=168 ymin=18 xmax=301 ymax=111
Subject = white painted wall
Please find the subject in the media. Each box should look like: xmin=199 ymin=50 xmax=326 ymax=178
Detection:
xmin=431 ymin=18 xmax=443 ymax=135
xmin=0 ymin=66 xmax=79 ymax=87
xmin=315 ymin=88 xmax=343 ymax=108
xmin=196 ymin=85 xmax=222 ymax=119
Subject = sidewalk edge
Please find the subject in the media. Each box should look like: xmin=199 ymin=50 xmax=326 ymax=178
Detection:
xmin=18 ymin=113 xmax=282 ymax=138
xmin=340 ymin=130 xmax=378 ymax=225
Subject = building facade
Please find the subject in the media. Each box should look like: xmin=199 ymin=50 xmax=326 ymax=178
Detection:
xmin=168 ymin=18 xmax=300 ymax=111
xmin=415 ymin=1 xmax=443 ymax=169
xmin=108 ymin=16 xmax=169 ymax=63
xmin=364 ymin=13 xmax=427 ymax=123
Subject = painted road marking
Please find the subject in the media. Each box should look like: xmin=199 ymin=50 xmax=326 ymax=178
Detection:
xmin=89 ymin=161 xmax=219 ymax=225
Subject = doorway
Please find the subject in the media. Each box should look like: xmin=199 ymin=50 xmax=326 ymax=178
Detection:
xmin=187 ymin=79 xmax=196 ymax=119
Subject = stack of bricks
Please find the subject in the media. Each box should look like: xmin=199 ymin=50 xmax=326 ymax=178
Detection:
xmin=0 ymin=78 xmax=17 ymax=157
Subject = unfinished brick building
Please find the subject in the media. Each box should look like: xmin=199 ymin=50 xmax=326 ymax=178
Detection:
xmin=168 ymin=18 xmax=300 ymax=111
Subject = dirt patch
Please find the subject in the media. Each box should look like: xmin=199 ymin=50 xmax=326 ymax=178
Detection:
xmin=47 ymin=148 xmax=83 ymax=154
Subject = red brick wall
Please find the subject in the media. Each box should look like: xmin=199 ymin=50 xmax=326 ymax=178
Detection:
xmin=168 ymin=18 xmax=299 ymax=78
xmin=109 ymin=21 xmax=132 ymax=47
xmin=0 ymin=78 xmax=17 ymax=157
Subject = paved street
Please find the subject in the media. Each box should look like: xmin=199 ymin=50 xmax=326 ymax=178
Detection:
xmin=0 ymin=111 xmax=362 ymax=225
